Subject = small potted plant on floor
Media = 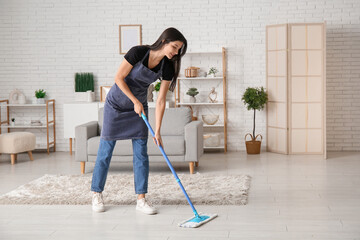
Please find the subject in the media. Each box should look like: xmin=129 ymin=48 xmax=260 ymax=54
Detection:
xmin=35 ymin=89 xmax=46 ymax=104
xmin=186 ymin=87 xmax=199 ymax=103
xmin=11 ymin=118 xmax=15 ymax=126
xmin=242 ymin=86 xmax=268 ymax=154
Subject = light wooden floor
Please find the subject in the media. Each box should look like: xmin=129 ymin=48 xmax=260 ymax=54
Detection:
xmin=0 ymin=151 xmax=359 ymax=240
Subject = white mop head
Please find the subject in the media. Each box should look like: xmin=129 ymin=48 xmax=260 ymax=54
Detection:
xmin=178 ymin=213 xmax=218 ymax=228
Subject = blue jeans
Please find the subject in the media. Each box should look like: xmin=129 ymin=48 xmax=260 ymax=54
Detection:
xmin=91 ymin=138 xmax=149 ymax=194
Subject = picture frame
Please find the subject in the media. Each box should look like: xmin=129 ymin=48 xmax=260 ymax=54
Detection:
xmin=100 ymin=86 xmax=112 ymax=102
xmin=119 ymin=24 xmax=142 ymax=54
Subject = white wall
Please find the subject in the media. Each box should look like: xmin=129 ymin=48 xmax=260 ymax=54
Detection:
xmin=0 ymin=0 xmax=359 ymax=151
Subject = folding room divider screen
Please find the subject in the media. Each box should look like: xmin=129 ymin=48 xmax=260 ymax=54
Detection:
xmin=266 ymin=23 xmax=326 ymax=159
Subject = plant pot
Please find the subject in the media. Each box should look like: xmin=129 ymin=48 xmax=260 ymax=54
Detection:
xmin=87 ymin=90 xmax=95 ymax=102
xmin=75 ymin=92 xmax=88 ymax=102
xmin=189 ymin=96 xmax=196 ymax=103
xmin=245 ymin=133 xmax=262 ymax=154
xmin=153 ymin=91 xmax=159 ymax=102
xmin=36 ymin=98 xmax=45 ymax=104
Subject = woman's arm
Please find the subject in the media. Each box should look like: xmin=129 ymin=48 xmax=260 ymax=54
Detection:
xmin=153 ymin=80 xmax=171 ymax=147
xmin=114 ymin=59 xmax=145 ymax=117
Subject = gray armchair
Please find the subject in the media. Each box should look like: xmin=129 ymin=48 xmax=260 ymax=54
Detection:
xmin=75 ymin=107 xmax=203 ymax=174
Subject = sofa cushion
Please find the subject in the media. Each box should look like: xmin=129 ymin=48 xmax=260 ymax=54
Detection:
xmin=98 ymin=107 xmax=192 ymax=136
xmin=147 ymin=135 xmax=185 ymax=155
xmin=147 ymin=108 xmax=191 ymax=136
xmin=88 ymin=135 xmax=184 ymax=156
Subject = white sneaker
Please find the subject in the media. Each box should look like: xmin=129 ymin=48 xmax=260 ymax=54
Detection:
xmin=136 ymin=198 xmax=157 ymax=215
xmin=92 ymin=192 xmax=105 ymax=212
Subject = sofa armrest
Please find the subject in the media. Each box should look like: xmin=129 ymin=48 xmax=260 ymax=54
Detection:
xmin=75 ymin=121 xmax=99 ymax=162
xmin=184 ymin=120 xmax=203 ymax=162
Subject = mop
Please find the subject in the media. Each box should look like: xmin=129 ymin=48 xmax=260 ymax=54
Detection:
xmin=141 ymin=113 xmax=217 ymax=228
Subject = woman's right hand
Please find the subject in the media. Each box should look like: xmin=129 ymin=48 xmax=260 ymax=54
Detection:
xmin=134 ymin=101 xmax=145 ymax=117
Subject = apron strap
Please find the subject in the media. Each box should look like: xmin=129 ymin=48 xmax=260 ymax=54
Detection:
xmin=142 ymin=48 xmax=165 ymax=76
xmin=141 ymin=49 xmax=150 ymax=63
xmin=159 ymin=57 xmax=165 ymax=71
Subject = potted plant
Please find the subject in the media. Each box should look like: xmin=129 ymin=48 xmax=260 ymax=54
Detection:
xmin=186 ymin=87 xmax=199 ymax=103
xmin=242 ymin=87 xmax=268 ymax=154
xmin=208 ymin=67 xmax=218 ymax=77
xmin=11 ymin=118 xmax=15 ymax=126
xmin=35 ymin=89 xmax=46 ymax=104
xmin=75 ymin=72 xmax=94 ymax=101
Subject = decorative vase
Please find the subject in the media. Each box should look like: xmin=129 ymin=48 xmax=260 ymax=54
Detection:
xmin=18 ymin=94 xmax=26 ymax=104
xmin=9 ymin=89 xmax=26 ymax=104
xmin=245 ymin=133 xmax=263 ymax=154
xmin=189 ymin=96 xmax=196 ymax=103
xmin=209 ymin=73 xmax=216 ymax=78
xmin=10 ymin=121 xmax=15 ymax=126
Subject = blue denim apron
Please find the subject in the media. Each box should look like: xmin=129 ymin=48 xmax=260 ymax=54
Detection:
xmin=101 ymin=49 xmax=165 ymax=140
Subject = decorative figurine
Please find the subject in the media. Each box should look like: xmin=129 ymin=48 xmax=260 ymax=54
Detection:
xmin=208 ymin=87 xmax=218 ymax=103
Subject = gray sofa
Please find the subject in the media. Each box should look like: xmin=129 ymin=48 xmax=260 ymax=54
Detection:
xmin=75 ymin=107 xmax=203 ymax=174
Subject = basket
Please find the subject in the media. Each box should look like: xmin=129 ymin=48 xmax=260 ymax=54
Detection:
xmin=185 ymin=67 xmax=200 ymax=77
xmin=245 ymin=133 xmax=263 ymax=154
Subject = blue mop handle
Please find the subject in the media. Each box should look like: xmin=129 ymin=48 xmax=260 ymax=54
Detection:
xmin=141 ymin=113 xmax=199 ymax=217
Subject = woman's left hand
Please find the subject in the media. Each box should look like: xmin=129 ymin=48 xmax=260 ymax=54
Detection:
xmin=153 ymin=132 xmax=163 ymax=148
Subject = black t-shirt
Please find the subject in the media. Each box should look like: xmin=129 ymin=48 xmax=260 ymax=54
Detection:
xmin=124 ymin=45 xmax=175 ymax=81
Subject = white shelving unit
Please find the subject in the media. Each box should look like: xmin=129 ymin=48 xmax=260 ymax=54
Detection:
xmin=175 ymin=47 xmax=228 ymax=152
xmin=0 ymin=99 xmax=56 ymax=154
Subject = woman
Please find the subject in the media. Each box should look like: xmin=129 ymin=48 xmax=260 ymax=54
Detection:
xmin=91 ymin=27 xmax=187 ymax=214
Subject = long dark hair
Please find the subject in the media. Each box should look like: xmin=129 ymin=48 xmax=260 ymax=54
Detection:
xmin=145 ymin=27 xmax=187 ymax=92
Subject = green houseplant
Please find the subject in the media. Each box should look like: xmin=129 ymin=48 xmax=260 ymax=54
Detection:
xmin=75 ymin=73 xmax=94 ymax=92
xmin=242 ymin=87 xmax=268 ymax=154
xmin=186 ymin=87 xmax=199 ymax=103
xmin=154 ymin=81 xmax=161 ymax=92
xmin=152 ymin=81 xmax=161 ymax=101
xmin=75 ymin=72 xmax=95 ymax=101
xmin=35 ymin=89 xmax=46 ymax=104
xmin=208 ymin=67 xmax=218 ymax=77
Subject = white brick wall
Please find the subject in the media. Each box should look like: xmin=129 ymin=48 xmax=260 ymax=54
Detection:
xmin=0 ymin=0 xmax=359 ymax=151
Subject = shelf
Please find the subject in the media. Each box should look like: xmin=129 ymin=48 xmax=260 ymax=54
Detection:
xmin=0 ymin=99 xmax=56 ymax=154
xmin=176 ymin=102 xmax=223 ymax=106
xmin=177 ymin=77 xmax=223 ymax=80
xmin=203 ymin=124 xmax=224 ymax=128
xmin=2 ymin=103 xmax=54 ymax=107
xmin=1 ymin=123 xmax=54 ymax=129
xmin=204 ymin=145 xmax=225 ymax=150
xmin=175 ymin=47 xmax=227 ymax=152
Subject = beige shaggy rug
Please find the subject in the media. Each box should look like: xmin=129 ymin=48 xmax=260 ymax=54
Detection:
xmin=0 ymin=173 xmax=251 ymax=205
